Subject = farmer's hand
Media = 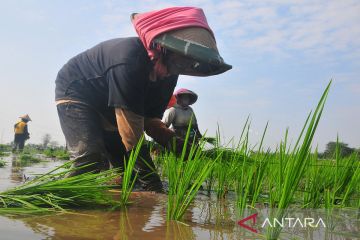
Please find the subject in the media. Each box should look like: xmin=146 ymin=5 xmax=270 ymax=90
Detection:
xmin=144 ymin=118 xmax=175 ymax=147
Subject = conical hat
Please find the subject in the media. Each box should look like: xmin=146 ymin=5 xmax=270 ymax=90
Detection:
xmin=174 ymin=88 xmax=198 ymax=105
xmin=19 ymin=114 xmax=31 ymax=121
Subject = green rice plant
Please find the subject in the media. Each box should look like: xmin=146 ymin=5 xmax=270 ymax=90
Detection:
xmin=205 ymin=167 xmax=215 ymax=195
xmin=119 ymin=136 xmax=143 ymax=206
xmin=0 ymin=144 xmax=11 ymax=152
xmin=0 ymin=161 xmax=120 ymax=214
xmin=235 ymin=118 xmax=253 ymax=215
xmin=340 ymin=155 xmax=360 ymax=206
xmin=215 ymin=156 xmax=239 ymax=198
xmin=214 ymin=160 xmax=229 ymax=198
xmin=18 ymin=153 xmax=42 ymax=163
xmin=0 ymin=151 xmax=10 ymax=157
xmin=43 ymin=148 xmax=55 ymax=157
xmin=43 ymin=148 xmax=70 ymax=160
xmin=249 ymin=122 xmax=270 ymax=207
xmin=314 ymin=138 xmax=360 ymax=209
xmin=166 ymin=123 xmax=220 ymax=221
xmin=21 ymin=146 xmax=40 ymax=155
xmin=330 ymin=138 xmax=359 ymax=203
xmin=0 ymin=158 xmax=6 ymax=167
xmin=214 ymin=123 xmax=252 ymax=199
xmin=302 ymin=148 xmax=325 ymax=208
xmin=236 ymin=164 xmax=255 ymax=216
xmin=166 ymin=143 xmax=218 ymax=220
xmin=267 ymin=80 xmax=332 ymax=239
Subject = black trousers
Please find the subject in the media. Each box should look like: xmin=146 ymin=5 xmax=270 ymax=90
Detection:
xmin=57 ymin=102 xmax=126 ymax=175
xmin=13 ymin=134 xmax=26 ymax=151
xmin=57 ymin=102 xmax=163 ymax=192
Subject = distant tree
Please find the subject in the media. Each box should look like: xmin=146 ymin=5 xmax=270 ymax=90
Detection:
xmin=42 ymin=134 xmax=51 ymax=148
xmin=324 ymin=141 xmax=355 ymax=158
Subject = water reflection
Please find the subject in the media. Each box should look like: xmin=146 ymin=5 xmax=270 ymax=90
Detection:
xmin=10 ymin=155 xmax=25 ymax=183
xmin=0 ymin=154 xmax=358 ymax=240
xmin=4 ymin=194 xmax=181 ymax=240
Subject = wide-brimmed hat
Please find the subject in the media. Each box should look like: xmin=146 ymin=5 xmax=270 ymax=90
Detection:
xmin=153 ymin=27 xmax=232 ymax=76
xmin=19 ymin=114 xmax=31 ymax=121
xmin=131 ymin=7 xmax=232 ymax=76
xmin=174 ymin=88 xmax=198 ymax=105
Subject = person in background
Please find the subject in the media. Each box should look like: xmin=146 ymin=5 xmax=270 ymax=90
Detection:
xmin=13 ymin=114 xmax=31 ymax=152
xmin=55 ymin=7 xmax=231 ymax=192
xmin=162 ymin=88 xmax=202 ymax=141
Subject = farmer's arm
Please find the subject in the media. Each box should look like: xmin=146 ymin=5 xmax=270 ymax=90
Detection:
xmin=115 ymin=108 xmax=144 ymax=151
xmin=145 ymin=117 xmax=193 ymax=158
xmin=144 ymin=118 xmax=175 ymax=147
xmin=114 ymin=106 xmax=184 ymax=155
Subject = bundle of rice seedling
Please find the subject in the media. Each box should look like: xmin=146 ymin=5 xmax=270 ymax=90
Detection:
xmin=0 ymin=161 xmax=121 ymax=214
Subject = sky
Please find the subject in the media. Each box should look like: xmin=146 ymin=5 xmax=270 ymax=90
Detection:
xmin=0 ymin=0 xmax=359 ymax=151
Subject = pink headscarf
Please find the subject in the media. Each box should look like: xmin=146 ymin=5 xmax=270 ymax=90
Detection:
xmin=132 ymin=7 xmax=214 ymax=60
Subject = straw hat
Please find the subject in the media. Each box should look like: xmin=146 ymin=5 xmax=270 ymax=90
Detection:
xmin=19 ymin=114 xmax=31 ymax=121
xmin=174 ymin=88 xmax=198 ymax=105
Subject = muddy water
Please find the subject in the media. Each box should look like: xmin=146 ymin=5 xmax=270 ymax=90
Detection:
xmin=0 ymin=154 xmax=358 ymax=240
xmin=0 ymin=154 xmax=245 ymax=240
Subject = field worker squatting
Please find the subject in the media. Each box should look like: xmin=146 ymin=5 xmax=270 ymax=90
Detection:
xmin=55 ymin=7 xmax=231 ymax=192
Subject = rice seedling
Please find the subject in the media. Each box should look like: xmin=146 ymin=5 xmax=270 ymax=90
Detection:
xmin=119 ymin=136 xmax=143 ymax=206
xmin=248 ymin=122 xmax=270 ymax=207
xmin=303 ymin=148 xmax=323 ymax=208
xmin=166 ymin=144 xmax=218 ymax=220
xmin=166 ymin=122 xmax=220 ymax=221
xmin=205 ymin=167 xmax=215 ymax=195
xmin=0 ymin=144 xmax=11 ymax=152
xmin=329 ymin=139 xmax=359 ymax=205
xmin=214 ymin=133 xmax=250 ymax=200
xmin=214 ymin=161 xmax=229 ymax=198
xmin=340 ymin=155 xmax=360 ymax=206
xmin=0 ymin=161 xmax=120 ymax=214
xmin=302 ymin=137 xmax=360 ymax=210
xmin=43 ymin=148 xmax=70 ymax=160
xmin=18 ymin=153 xmax=42 ymax=163
xmin=235 ymin=118 xmax=252 ymax=215
xmin=266 ymin=80 xmax=332 ymax=239
xmin=0 ymin=151 xmax=10 ymax=157
xmin=236 ymin=164 xmax=254 ymax=216
xmin=0 ymin=158 xmax=6 ymax=167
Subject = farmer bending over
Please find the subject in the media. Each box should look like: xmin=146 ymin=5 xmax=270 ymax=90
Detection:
xmin=55 ymin=7 xmax=231 ymax=192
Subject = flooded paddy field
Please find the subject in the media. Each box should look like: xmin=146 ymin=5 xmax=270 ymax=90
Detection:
xmin=0 ymin=153 xmax=358 ymax=240
xmin=0 ymin=153 xmax=242 ymax=240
